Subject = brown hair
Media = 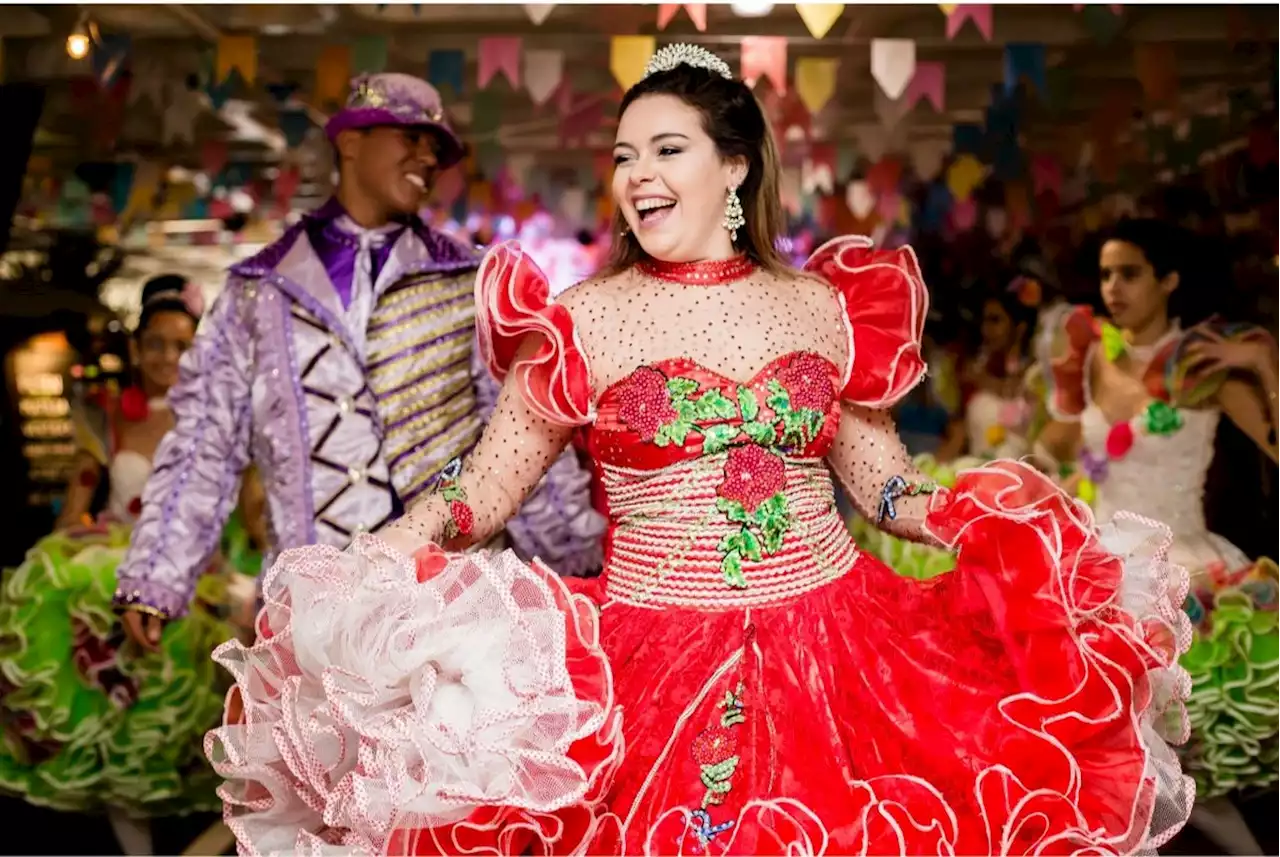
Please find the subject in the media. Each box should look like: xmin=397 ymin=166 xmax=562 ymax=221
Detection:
xmin=599 ymin=65 xmax=788 ymax=277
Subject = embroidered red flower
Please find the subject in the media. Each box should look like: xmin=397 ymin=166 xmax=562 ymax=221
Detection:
xmin=718 ymin=445 xmax=786 ymax=513
xmin=691 ymin=726 xmax=739 ymax=765
xmin=1105 ymin=421 xmax=1135 ymax=459
xmin=127 ymin=497 xmax=143 ymax=518
xmin=775 ymin=352 xmax=835 ymax=412
xmin=449 ymin=500 xmax=475 ymax=536
xmin=617 ymin=367 xmax=677 ymax=442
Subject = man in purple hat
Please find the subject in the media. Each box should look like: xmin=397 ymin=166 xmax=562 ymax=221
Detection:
xmin=115 ymin=73 xmax=603 ymax=645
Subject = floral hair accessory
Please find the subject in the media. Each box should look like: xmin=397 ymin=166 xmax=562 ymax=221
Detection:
xmin=180 ymin=281 xmax=205 ymax=318
xmin=643 ymin=44 xmax=734 ymax=82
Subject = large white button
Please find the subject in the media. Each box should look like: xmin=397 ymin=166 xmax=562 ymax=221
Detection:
xmin=347 ymin=467 xmax=365 ymax=484
xmin=337 ymin=395 xmax=353 ymax=414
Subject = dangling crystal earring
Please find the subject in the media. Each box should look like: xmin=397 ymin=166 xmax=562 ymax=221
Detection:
xmin=722 ymin=185 xmax=746 ymax=243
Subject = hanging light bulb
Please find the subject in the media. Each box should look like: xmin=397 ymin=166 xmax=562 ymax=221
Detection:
xmin=66 ymin=29 xmax=90 ymax=60
xmin=731 ymin=1 xmax=774 ymax=16
xmin=66 ymin=15 xmax=93 ymax=60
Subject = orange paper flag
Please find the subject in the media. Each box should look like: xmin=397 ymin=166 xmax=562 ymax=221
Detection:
xmin=314 ymin=45 xmax=352 ymax=109
xmin=217 ymin=35 xmax=257 ymax=84
xmin=1133 ymin=43 xmax=1177 ymax=107
xmin=610 ymin=35 xmax=655 ymax=90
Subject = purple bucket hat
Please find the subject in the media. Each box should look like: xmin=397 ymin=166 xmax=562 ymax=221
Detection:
xmin=324 ymin=73 xmax=466 ymax=168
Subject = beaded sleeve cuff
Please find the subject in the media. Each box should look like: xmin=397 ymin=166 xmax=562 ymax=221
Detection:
xmin=112 ymin=580 xmax=183 ymax=620
xmin=877 ymin=475 xmax=938 ymax=524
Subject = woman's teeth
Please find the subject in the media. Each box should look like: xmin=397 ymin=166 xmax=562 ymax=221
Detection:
xmin=405 ymin=174 xmax=425 ymax=190
xmin=636 ymin=199 xmax=676 ymax=223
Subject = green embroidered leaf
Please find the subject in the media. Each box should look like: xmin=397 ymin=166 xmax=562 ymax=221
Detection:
xmin=741 ymin=421 xmax=778 ymax=446
xmin=717 ymin=531 xmax=743 ymax=555
xmin=761 ymin=523 xmax=786 ymax=554
xmin=716 ymin=496 xmax=750 ymax=524
xmin=721 ymin=709 xmax=746 ymax=727
xmin=665 ymin=419 xmax=693 ymax=446
xmin=674 ymin=399 xmax=699 ymax=423
xmin=700 ymin=756 xmax=740 ymax=785
xmin=441 ymin=486 xmax=463 ymax=503
xmin=806 ymin=408 xmax=825 ymax=439
xmin=701 ymin=423 xmax=739 ymax=455
xmin=765 ymin=379 xmax=791 ymax=415
xmin=739 ymin=527 xmax=763 ymax=562
xmin=667 ymin=377 xmax=699 ymax=399
xmin=653 ymin=424 xmax=671 ymax=447
xmin=695 ymin=389 xmax=738 ymax=421
xmin=720 ymin=551 xmax=747 ymax=589
xmin=780 ymin=411 xmax=810 ymax=446
xmin=737 ymin=387 xmax=760 ymax=422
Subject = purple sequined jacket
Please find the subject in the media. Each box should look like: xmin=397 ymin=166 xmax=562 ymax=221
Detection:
xmin=115 ymin=204 xmax=603 ymax=618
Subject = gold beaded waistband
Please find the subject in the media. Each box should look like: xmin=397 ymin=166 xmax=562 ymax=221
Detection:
xmin=600 ymin=454 xmax=860 ymax=610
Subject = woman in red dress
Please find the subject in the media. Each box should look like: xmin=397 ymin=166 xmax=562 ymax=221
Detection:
xmin=205 ymin=46 xmax=1193 ymax=856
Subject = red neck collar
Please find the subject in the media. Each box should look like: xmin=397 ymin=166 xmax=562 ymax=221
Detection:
xmin=636 ymin=255 xmax=757 ymax=285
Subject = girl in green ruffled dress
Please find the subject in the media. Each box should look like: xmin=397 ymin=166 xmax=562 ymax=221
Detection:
xmin=0 ymin=276 xmax=262 ymax=853
xmin=1037 ymin=219 xmax=1277 ymax=855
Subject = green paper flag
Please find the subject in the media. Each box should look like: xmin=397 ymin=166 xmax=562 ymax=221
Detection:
xmin=1080 ymin=5 xmax=1124 ymax=45
xmin=472 ymin=90 xmax=502 ymax=135
xmin=353 ymin=35 xmax=389 ymax=74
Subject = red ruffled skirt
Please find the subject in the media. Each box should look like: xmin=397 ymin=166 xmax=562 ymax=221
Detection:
xmin=207 ymin=463 xmax=1193 ymax=855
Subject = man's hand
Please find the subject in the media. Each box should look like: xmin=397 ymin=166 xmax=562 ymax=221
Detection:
xmin=121 ymin=608 xmax=165 ymax=650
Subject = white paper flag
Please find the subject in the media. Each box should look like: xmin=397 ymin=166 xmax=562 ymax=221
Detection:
xmin=524 ymin=49 xmax=564 ymax=105
xmin=162 ymin=82 xmax=203 ymax=146
xmin=525 ymin=4 xmax=555 ymax=25
xmin=870 ymin=39 xmax=916 ymax=100
xmin=845 ymin=180 xmax=875 ymax=219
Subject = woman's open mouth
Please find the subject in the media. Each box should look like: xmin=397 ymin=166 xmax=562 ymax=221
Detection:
xmin=635 ymin=197 xmax=676 ymax=228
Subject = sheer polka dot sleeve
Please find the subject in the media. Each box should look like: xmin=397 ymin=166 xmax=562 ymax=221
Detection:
xmin=802 ymin=235 xmax=927 ymax=410
xmin=476 ymin=240 xmax=594 ymax=427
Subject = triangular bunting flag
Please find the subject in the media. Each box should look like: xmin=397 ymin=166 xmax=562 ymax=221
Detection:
xmin=525 ymin=4 xmax=555 ymax=25
xmin=903 ymin=61 xmax=945 ymax=112
xmin=795 ymin=57 xmax=837 ymax=114
xmin=610 ymin=36 xmax=655 ymax=91
xmin=353 ymin=35 xmax=389 ymax=74
xmin=795 ymin=4 xmax=845 ymax=40
xmin=870 ymin=39 xmax=916 ymax=100
xmin=945 ymin=5 xmax=993 ymax=41
xmin=741 ymin=36 xmax=788 ymax=94
xmin=524 ymin=49 xmax=564 ymax=105
xmin=1004 ymin=43 xmax=1046 ymax=96
xmin=216 ymin=35 xmax=256 ymax=85
xmin=478 ymin=37 xmax=522 ymax=88
xmin=657 ymin=4 xmax=707 ymax=31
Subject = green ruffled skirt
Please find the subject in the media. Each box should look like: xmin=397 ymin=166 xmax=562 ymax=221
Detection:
xmin=1179 ymin=560 xmax=1278 ymax=799
xmin=0 ymin=513 xmax=261 ymax=816
xmin=847 ymin=456 xmax=1279 ymax=800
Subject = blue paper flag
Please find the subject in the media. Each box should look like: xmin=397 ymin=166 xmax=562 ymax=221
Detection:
xmin=266 ymin=82 xmax=300 ymax=105
xmin=279 ymin=108 xmax=312 ymax=148
xmin=428 ymin=50 xmax=465 ymax=96
xmin=1004 ymin=43 xmax=1046 ymax=97
xmin=952 ymin=124 xmax=985 ymax=156
xmin=110 ymin=163 xmax=136 ymax=214
xmin=921 ymin=182 xmax=952 ymax=232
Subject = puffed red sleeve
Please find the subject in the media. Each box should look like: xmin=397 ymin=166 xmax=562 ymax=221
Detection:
xmin=1040 ymin=305 xmax=1100 ymax=421
xmin=802 ymin=235 xmax=928 ymax=409
xmin=475 ymin=240 xmax=593 ymax=427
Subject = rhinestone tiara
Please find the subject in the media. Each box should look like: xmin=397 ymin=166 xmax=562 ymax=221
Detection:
xmin=642 ymin=43 xmax=734 ymax=82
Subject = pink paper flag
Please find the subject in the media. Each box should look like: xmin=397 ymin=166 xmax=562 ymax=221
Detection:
xmin=945 ymin=5 xmax=993 ymax=40
xmin=903 ymin=61 xmax=945 ymax=112
xmin=950 ymin=197 xmax=978 ymax=231
xmin=876 ymin=191 xmax=901 ymax=222
xmin=657 ymin=3 xmax=707 ymax=31
xmin=741 ymin=36 xmax=788 ymax=94
xmin=1030 ymin=153 xmax=1063 ymax=196
xmin=201 ymin=140 xmax=228 ymax=175
xmin=478 ymin=37 xmax=522 ymax=88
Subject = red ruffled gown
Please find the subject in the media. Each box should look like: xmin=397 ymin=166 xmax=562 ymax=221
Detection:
xmin=206 ymin=237 xmax=1194 ymax=856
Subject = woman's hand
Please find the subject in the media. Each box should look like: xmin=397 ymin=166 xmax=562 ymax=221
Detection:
xmin=1185 ymin=329 xmax=1275 ymax=378
xmin=120 ymin=608 xmax=165 ymax=651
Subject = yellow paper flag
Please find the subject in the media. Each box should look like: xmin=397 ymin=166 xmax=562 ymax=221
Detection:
xmin=314 ymin=45 xmax=353 ymax=109
xmin=217 ymin=35 xmax=258 ymax=84
xmin=795 ymin=58 xmax=838 ymax=115
xmin=796 ymin=4 xmax=845 ymax=39
xmin=938 ymin=4 xmax=957 ymax=14
xmin=946 ymin=154 xmax=985 ymax=200
xmin=610 ymin=35 xmax=655 ymax=91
